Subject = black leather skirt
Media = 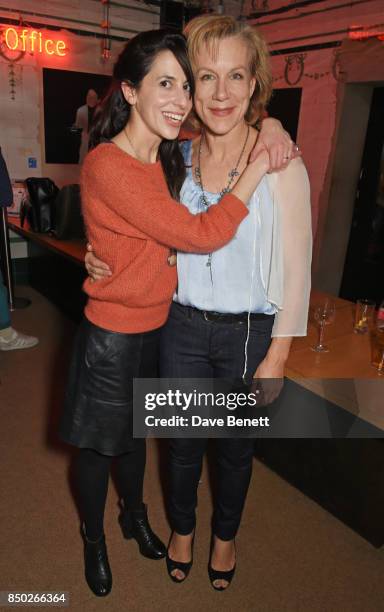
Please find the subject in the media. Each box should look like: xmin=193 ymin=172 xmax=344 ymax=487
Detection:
xmin=59 ymin=318 xmax=161 ymax=455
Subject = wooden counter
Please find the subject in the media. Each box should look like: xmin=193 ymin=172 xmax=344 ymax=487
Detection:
xmin=284 ymin=290 xmax=384 ymax=431
xmin=287 ymin=289 xmax=377 ymax=378
xmin=8 ymin=216 xmax=87 ymax=321
xmin=8 ymin=217 xmax=86 ymax=265
xmin=256 ymin=292 xmax=384 ymax=548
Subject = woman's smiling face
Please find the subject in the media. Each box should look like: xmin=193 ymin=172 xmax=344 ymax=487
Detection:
xmin=192 ymin=35 xmax=256 ymax=135
xmin=123 ymin=49 xmax=193 ymax=141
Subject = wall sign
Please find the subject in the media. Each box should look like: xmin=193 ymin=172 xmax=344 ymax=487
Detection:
xmin=4 ymin=27 xmax=67 ymax=57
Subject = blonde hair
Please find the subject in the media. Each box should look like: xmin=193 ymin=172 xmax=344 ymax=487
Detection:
xmin=184 ymin=14 xmax=272 ymax=125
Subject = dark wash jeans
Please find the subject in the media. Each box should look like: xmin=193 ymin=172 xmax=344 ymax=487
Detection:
xmin=160 ymin=301 xmax=274 ymax=540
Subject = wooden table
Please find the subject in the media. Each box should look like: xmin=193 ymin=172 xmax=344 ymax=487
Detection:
xmin=287 ymin=289 xmax=377 ymax=378
xmin=256 ymin=291 xmax=384 ymax=548
xmin=8 ymin=216 xmax=87 ymax=321
xmin=285 ymin=289 xmax=384 ymax=431
xmin=8 ymin=217 xmax=86 ymax=265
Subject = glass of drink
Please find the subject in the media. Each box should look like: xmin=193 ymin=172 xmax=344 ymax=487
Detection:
xmin=311 ymin=299 xmax=336 ymax=352
xmin=371 ymin=328 xmax=384 ymax=375
xmin=354 ymin=299 xmax=375 ymax=334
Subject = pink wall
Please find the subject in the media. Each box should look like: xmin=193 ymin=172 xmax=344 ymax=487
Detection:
xmin=251 ymin=0 xmax=384 ymax=243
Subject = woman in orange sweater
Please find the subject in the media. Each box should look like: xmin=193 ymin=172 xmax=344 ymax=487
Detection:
xmin=59 ymin=29 xmax=271 ymax=597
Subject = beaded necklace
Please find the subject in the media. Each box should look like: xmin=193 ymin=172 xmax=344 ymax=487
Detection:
xmin=194 ymin=125 xmax=250 ymax=282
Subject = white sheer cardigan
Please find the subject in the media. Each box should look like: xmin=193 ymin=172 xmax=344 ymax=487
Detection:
xmin=260 ymin=157 xmax=312 ymax=337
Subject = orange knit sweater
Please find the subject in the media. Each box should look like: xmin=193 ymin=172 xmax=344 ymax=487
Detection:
xmin=81 ymin=143 xmax=248 ymax=333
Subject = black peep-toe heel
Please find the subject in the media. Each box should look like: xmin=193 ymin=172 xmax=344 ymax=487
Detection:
xmin=208 ymin=538 xmax=236 ymax=591
xmin=166 ymin=531 xmax=195 ymax=583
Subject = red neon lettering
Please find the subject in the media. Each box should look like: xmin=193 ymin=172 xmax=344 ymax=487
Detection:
xmin=45 ymin=39 xmax=54 ymax=55
xmin=29 ymin=31 xmax=38 ymax=52
xmin=4 ymin=27 xmax=67 ymax=56
xmin=56 ymin=40 xmax=66 ymax=56
xmin=20 ymin=29 xmax=28 ymax=51
xmin=5 ymin=27 xmax=18 ymax=50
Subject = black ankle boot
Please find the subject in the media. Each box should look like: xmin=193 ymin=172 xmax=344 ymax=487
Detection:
xmin=119 ymin=503 xmax=166 ymax=560
xmin=82 ymin=526 xmax=112 ymax=597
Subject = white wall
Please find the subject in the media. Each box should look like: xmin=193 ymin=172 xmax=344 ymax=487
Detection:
xmin=0 ymin=0 xmax=160 ymax=39
xmin=0 ymin=0 xmax=159 ymax=183
xmin=249 ymin=0 xmax=384 ymax=239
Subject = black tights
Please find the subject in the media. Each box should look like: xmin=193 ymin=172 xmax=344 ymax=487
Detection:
xmin=74 ymin=441 xmax=146 ymax=540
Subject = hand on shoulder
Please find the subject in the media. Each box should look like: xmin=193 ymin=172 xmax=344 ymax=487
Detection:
xmin=271 ymin=154 xmax=308 ymax=186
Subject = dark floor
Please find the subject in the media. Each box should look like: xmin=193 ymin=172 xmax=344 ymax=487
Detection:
xmin=1 ymin=286 xmax=384 ymax=612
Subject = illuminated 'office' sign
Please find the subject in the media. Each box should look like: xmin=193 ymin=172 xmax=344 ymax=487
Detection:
xmin=4 ymin=27 xmax=67 ymax=56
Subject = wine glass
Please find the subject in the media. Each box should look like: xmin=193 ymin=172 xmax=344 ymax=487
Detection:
xmin=311 ymin=300 xmax=336 ymax=352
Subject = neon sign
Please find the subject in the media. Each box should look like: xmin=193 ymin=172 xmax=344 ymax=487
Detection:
xmin=348 ymin=25 xmax=384 ymax=41
xmin=4 ymin=27 xmax=67 ymax=56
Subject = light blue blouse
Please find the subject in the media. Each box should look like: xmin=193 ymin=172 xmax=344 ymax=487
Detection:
xmin=174 ymin=140 xmax=277 ymax=315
